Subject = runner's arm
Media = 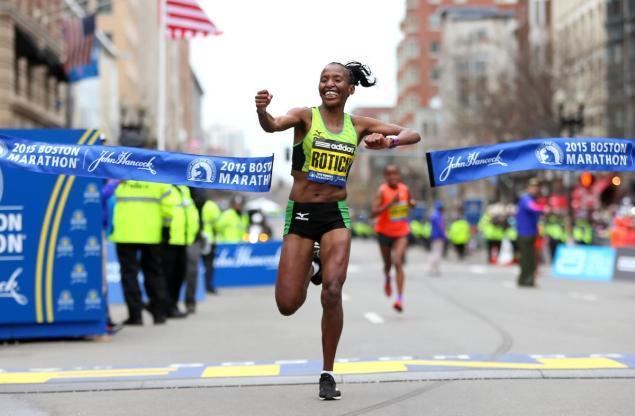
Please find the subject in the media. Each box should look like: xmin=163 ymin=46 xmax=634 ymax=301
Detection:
xmin=255 ymin=90 xmax=306 ymax=133
xmin=370 ymin=189 xmax=397 ymax=217
xmin=354 ymin=116 xmax=421 ymax=150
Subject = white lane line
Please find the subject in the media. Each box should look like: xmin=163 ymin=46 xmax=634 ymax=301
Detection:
xmin=348 ymin=265 xmax=360 ymax=273
xmin=469 ymin=265 xmax=487 ymax=274
xmin=342 ymin=293 xmax=350 ymax=302
xmin=364 ymin=312 xmax=384 ymax=324
xmin=169 ymin=363 xmax=204 ymax=368
xmin=220 ymin=361 xmax=255 ymax=366
xmin=275 ymin=359 xmax=309 ymax=365
xmin=378 ymin=356 xmax=414 ymax=361
xmin=568 ymin=292 xmax=598 ymax=302
xmin=590 ymin=353 xmax=623 ymax=358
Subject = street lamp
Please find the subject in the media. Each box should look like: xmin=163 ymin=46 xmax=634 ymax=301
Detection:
xmin=556 ymin=89 xmax=585 ymax=233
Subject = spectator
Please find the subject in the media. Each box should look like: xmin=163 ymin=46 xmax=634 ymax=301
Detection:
xmin=427 ymin=201 xmax=446 ymax=276
xmin=183 ymin=187 xmax=206 ymax=314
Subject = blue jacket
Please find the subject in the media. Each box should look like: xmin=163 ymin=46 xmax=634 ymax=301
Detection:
xmin=430 ymin=208 xmax=446 ymax=241
xmin=516 ymin=193 xmax=543 ymax=237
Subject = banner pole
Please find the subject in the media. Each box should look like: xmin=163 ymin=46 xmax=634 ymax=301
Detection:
xmin=157 ymin=0 xmax=166 ymax=151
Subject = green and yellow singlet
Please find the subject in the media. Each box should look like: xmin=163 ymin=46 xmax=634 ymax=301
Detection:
xmin=291 ymin=107 xmax=358 ymax=188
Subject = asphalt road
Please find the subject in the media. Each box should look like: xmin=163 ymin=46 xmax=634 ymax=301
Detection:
xmin=2 ymin=239 xmax=634 ymax=415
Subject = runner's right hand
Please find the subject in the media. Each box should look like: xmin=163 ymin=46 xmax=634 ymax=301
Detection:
xmin=255 ymin=90 xmax=273 ymax=113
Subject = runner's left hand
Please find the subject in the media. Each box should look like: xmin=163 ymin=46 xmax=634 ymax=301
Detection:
xmin=364 ymin=133 xmax=390 ymax=149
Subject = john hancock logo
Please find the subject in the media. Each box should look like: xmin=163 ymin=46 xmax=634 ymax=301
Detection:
xmin=84 ymin=236 xmax=101 ymax=257
xmin=187 ymin=159 xmax=216 ymax=183
xmin=0 ymin=268 xmax=29 ymax=305
xmin=83 ymin=183 xmax=100 ymax=204
xmin=536 ymin=141 xmax=564 ymax=166
xmin=71 ymin=263 xmax=88 ymax=284
xmin=70 ymin=209 xmax=87 ymax=231
xmin=84 ymin=289 xmax=102 ymax=310
xmin=56 ymin=237 xmax=74 ymax=257
xmin=57 ymin=290 xmax=74 ymax=311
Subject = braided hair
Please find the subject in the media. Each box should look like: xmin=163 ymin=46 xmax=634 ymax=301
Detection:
xmin=331 ymin=61 xmax=377 ymax=87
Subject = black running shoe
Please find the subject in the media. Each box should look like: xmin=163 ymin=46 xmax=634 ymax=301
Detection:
xmin=318 ymin=373 xmax=341 ymax=400
xmin=310 ymin=242 xmax=322 ymax=286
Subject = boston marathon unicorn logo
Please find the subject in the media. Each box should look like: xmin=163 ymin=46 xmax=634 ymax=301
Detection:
xmin=187 ymin=158 xmax=216 ymax=183
xmin=536 ymin=141 xmax=564 ymax=166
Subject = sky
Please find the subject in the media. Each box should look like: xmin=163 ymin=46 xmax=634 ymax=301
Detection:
xmin=190 ymin=0 xmax=405 ymax=177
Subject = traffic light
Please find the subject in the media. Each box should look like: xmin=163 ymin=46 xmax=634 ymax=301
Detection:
xmin=579 ymin=172 xmax=594 ymax=188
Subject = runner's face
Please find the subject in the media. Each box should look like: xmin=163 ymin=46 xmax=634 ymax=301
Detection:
xmin=319 ymin=64 xmax=354 ymax=108
xmin=385 ymin=169 xmax=400 ymax=187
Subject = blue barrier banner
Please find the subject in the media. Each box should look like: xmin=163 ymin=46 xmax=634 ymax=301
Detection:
xmin=552 ymin=245 xmax=616 ymax=282
xmin=0 ymin=134 xmax=274 ymax=192
xmin=0 ymin=129 xmax=106 ymax=340
xmin=426 ymin=137 xmax=634 ymax=187
xmin=214 ymin=241 xmax=281 ymax=287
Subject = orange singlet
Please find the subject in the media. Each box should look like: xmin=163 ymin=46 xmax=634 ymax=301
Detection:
xmin=374 ymin=183 xmax=410 ymax=238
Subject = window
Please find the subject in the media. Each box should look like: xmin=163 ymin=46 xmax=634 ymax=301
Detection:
xmin=429 ymin=41 xmax=440 ymax=54
xmin=428 ymin=14 xmax=440 ymax=31
xmin=431 ymin=66 xmax=441 ymax=81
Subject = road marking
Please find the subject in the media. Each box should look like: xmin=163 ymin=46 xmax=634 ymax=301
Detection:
xmin=202 ymin=364 xmax=280 ymax=378
xmin=0 ymin=355 xmax=632 ymax=385
xmin=169 ymin=363 xmax=204 ymax=368
xmin=221 ymin=361 xmax=255 ymax=366
xmin=469 ymin=265 xmax=487 ymax=274
xmin=274 ymin=360 xmax=308 ymax=365
xmin=364 ymin=312 xmax=384 ymax=324
xmin=434 ymin=355 xmax=470 ymax=360
xmin=568 ymin=292 xmax=598 ymax=301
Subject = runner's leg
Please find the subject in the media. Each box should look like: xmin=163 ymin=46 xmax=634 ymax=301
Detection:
xmin=319 ymin=228 xmax=351 ymax=372
xmin=275 ymin=234 xmax=314 ymax=315
xmin=378 ymin=240 xmax=392 ymax=296
xmin=392 ymin=236 xmax=408 ymax=299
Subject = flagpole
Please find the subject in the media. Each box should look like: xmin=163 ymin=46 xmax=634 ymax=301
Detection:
xmin=157 ymin=0 xmax=166 ymax=151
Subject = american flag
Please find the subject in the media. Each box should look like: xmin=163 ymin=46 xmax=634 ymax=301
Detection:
xmin=62 ymin=14 xmax=96 ymax=74
xmin=165 ymin=0 xmax=222 ymax=39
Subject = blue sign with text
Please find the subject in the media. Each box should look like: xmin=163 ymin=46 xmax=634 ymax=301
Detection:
xmin=214 ymin=241 xmax=281 ymax=287
xmin=552 ymin=245 xmax=616 ymax=282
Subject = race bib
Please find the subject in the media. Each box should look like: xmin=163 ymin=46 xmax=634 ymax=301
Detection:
xmin=389 ymin=202 xmax=409 ymax=222
xmin=307 ymin=138 xmax=355 ymax=188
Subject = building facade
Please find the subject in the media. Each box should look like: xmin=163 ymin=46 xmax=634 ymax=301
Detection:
xmin=395 ymin=0 xmax=518 ymax=129
xmin=552 ymin=0 xmax=609 ymax=137
xmin=606 ymin=0 xmax=635 ymax=137
xmin=0 ymin=0 xmax=69 ymax=128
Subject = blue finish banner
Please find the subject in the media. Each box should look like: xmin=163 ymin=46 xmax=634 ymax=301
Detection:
xmin=552 ymin=245 xmax=616 ymax=282
xmin=426 ymin=137 xmax=634 ymax=187
xmin=0 ymin=134 xmax=274 ymax=192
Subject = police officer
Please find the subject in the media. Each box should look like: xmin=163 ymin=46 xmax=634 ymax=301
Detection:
xmin=216 ymin=195 xmax=248 ymax=243
xmin=109 ymin=180 xmax=172 ymax=325
xmin=447 ymin=212 xmax=471 ymax=259
xmin=545 ymin=212 xmax=567 ymax=261
xmin=201 ymin=197 xmax=222 ymax=293
xmin=573 ymin=212 xmax=593 ymax=245
xmin=162 ymin=184 xmax=200 ymax=318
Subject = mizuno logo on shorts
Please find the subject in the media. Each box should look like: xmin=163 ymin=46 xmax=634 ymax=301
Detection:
xmin=295 ymin=212 xmax=309 ymax=221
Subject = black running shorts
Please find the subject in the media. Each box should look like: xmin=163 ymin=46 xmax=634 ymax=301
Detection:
xmin=284 ymin=201 xmax=351 ymax=241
